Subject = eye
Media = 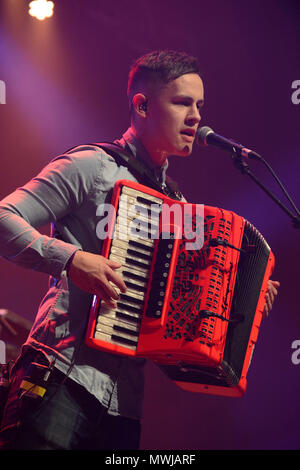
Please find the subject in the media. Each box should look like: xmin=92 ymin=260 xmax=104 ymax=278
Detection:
xmin=173 ymin=98 xmax=190 ymax=107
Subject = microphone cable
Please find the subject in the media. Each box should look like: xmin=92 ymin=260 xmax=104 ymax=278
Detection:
xmin=253 ymin=153 xmax=300 ymax=218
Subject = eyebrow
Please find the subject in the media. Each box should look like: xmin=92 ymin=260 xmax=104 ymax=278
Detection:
xmin=173 ymin=94 xmax=204 ymax=107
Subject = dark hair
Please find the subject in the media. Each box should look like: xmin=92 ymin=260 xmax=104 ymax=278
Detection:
xmin=127 ymin=50 xmax=201 ymax=113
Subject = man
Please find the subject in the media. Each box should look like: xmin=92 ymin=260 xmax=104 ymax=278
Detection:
xmin=0 ymin=50 xmax=279 ymax=450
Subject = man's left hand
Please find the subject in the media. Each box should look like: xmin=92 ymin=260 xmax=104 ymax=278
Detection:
xmin=263 ymin=280 xmax=280 ymax=318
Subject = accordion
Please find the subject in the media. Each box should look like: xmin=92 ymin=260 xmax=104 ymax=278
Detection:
xmin=86 ymin=180 xmax=275 ymax=397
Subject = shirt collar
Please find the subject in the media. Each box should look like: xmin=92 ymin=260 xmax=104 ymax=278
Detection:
xmin=115 ymin=127 xmax=169 ymax=187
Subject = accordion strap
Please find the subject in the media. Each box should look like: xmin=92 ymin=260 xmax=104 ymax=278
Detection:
xmin=93 ymin=142 xmax=183 ymax=201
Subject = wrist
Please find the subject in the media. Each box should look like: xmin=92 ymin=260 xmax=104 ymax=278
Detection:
xmin=65 ymin=250 xmax=80 ymax=277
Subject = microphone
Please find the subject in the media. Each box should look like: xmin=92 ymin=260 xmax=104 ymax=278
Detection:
xmin=197 ymin=126 xmax=261 ymax=160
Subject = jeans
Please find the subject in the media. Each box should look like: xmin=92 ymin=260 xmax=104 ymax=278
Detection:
xmin=0 ymin=349 xmax=141 ymax=450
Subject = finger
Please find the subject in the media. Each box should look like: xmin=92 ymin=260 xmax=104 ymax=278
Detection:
xmin=267 ymin=294 xmax=272 ymax=311
xmin=269 ymin=280 xmax=280 ymax=290
xmin=103 ymin=259 xmax=127 ymax=292
xmin=105 ymin=258 xmax=123 ymax=270
xmin=103 ymin=299 xmax=118 ymax=309
xmin=264 ymin=290 xmax=272 ymax=309
xmin=91 ymin=268 xmax=120 ymax=300
xmin=270 ymin=284 xmax=278 ymax=294
xmin=263 ymin=303 xmax=269 ymax=318
xmin=268 ymin=282 xmax=279 ymax=291
xmin=265 ymin=293 xmax=269 ymax=309
xmin=267 ymin=289 xmax=275 ymax=304
xmin=270 ymin=284 xmax=279 ymax=299
xmin=100 ymin=278 xmax=121 ymax=301
xmin=107 ymin=269 xmax=127 ymax=293
xmin=102 ymin=297 xmax=118 ymax=309
xmin=267 ymin=281 xmax=279 ymax=301
xmin=264 ymin=299 xmax=271 ymax=317
xmin=94 ymin=283 xmax=118 ymax=309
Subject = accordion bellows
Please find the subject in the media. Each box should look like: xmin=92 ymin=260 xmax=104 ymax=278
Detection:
xmin=86 ymin=180 xmax=275 ymax=397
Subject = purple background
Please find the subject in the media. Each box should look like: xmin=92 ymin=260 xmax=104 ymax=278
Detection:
xmin=0 ymin=0 xmax=299 ymax=449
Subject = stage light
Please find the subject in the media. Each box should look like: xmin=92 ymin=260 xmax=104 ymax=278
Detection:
xmin=29 ymin=0 xmax=54 ymax=21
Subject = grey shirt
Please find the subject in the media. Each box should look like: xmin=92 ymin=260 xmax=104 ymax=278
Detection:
xmin=0 ymin=128 xmax=168 ymax=419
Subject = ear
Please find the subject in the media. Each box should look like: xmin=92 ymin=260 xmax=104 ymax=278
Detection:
xmin=132 ymin=93 xmax=148 ymax=117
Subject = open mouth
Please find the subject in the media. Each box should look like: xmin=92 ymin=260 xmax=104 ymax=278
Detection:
xmin=180 ymin=129 xmax=195 ymax=137
xmin=180 ymin=129 xmax=195 ymax=142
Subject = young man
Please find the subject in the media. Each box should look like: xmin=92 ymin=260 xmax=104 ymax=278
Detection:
xmin=0 ymin=50 xmax=279 ymax=450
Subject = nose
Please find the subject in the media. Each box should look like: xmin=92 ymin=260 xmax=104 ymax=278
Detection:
xmin=186 ymin=104 xmax=201 ymax=126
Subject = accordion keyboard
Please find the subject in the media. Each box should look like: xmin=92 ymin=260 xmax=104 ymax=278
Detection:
xmin=94 ymin=186 xmax=163 ymax=350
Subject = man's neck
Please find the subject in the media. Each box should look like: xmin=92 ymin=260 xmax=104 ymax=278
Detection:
xmin=130 ymin=126 xmax=168 ymax=169
xmin=116 ymin=127 xmax=169 ymax=187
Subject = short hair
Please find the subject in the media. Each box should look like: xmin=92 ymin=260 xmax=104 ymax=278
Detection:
xmin=127 ymin=50 xmax=201 ymax=114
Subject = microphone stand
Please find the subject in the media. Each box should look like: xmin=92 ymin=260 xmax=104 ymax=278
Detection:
xmin=231 ymin=151 xmax=300 ymax=230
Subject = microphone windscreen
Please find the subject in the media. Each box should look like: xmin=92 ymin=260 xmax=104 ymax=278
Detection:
xmin=197 ymin=126 xmax=214 ymax=144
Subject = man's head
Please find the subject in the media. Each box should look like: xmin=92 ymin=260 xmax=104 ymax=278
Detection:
xmin=127 ymin=50 xmax=204 ymax=166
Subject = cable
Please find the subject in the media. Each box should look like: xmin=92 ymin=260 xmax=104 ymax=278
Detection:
xmin=258 ymin=155 xmax=300 ymax=217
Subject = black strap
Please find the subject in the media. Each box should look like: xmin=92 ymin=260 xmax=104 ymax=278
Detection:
xmin=93 ymin=142 xmax=183 ymax=201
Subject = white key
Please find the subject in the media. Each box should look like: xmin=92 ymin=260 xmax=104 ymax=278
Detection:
xmin=96 ymin=322 xmax=138 ymax=342
xmin=97 ymin=315 xmax=140 ymax=332
xmin=110 ymin=254 xmax=149 ymax=276
xmin=94 ymin=331 xmax=137 ymax=350
xmin=111 ymin=239 xmax=153 ymax=257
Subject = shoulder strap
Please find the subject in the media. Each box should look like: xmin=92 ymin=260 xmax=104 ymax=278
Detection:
xmin=93 ymin=142 xmax=183 ymax=201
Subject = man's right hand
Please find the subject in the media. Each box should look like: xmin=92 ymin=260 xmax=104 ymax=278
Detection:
xmin=68 ymin=250 xmax=127 ymax=308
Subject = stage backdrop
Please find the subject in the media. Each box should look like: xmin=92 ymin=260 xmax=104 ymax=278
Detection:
xmin=0 ymin=0 xmax=299 ymax=450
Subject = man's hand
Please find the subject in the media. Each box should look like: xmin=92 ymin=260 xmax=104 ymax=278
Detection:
xmin=68 ymin=250 xmax=127 ymax=308
xmin=263 ymin=280 xmax=280 ymax=318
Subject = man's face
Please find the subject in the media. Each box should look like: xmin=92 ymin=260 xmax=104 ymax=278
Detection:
xmin=142 ymin=73 xmax=204 ymax=164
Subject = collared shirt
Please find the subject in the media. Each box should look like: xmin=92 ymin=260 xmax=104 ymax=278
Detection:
xmin=0 ymin=128 xmax=169 ymax=419
xmin=117 ymin=127 xmax=169 ymax=189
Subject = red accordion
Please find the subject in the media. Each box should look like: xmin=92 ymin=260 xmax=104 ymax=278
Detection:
xmin=85 ymin=180 xmax=275 ymax=397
